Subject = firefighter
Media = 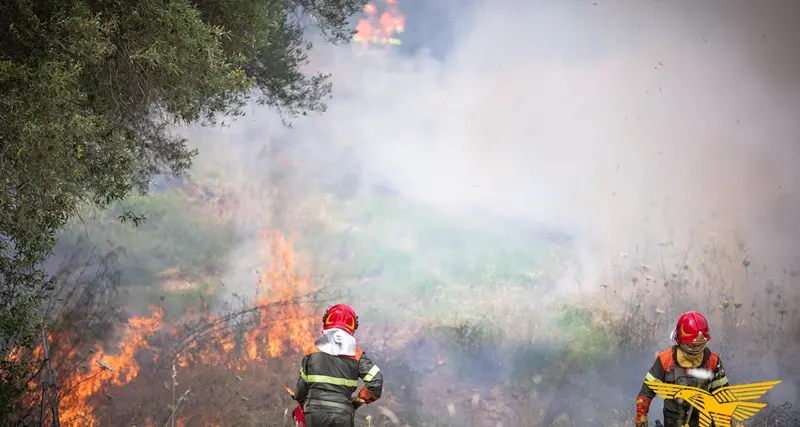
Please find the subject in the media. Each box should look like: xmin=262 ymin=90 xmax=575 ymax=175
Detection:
xmin=293 ymin=304 xmax=384 ymax=427
xmin=635 ymin=311 xmax=730 ymax=427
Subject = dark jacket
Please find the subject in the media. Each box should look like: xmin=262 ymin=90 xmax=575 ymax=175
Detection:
xmin=295 ymin=345 xmax=384 ymax=414
xmin=637 ymin=346 xmax=729 ymax=426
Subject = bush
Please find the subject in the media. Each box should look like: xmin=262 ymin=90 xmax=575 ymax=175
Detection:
xmin=59 ymin=191 xmax=237 ymax=289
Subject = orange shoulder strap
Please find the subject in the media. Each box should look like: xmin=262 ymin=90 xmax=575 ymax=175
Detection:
xmin=658 ymin=348 xmax=674 ymax=371
xmin=706 ymin=351 xmax=719 ymax=370
xmin=347 ymin=347 xmax=364 ymax=361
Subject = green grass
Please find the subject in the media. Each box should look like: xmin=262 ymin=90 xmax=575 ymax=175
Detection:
xmin=59 ymin=191 xmax=237 ymax=288
xmin=147 ymin=276 xmax=219 ymax=318
xmin=295 ymin=194 xmax=570 ymax=323
xmin=432 ymin=303 xmax=616 ymax=388
xmin=55 ymin=182 xmax=576 ymax=338
xmin=546 ymin=305 xmax=616 ymax=366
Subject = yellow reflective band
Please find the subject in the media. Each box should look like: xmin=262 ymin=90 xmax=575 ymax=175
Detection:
xmin=306 ymin=375 xmax=358 ymax=387
xmin=644 ymin=372 xmax=661 ymax=382
xmin=300 ymin=367 xmax=358 ymax=387
xmin=710 ymin=377 xmax=729 ymax=389
xmin=363 ymin=365 xmax=380 ymax=382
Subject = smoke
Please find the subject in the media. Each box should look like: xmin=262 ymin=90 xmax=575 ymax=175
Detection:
xmin=246 ymin=0 xmax=792 ymax=292
xmin=338 ymin=0 xmax=800 ymax=259
xmin=182 ymin=0 xmax=800 ymax=422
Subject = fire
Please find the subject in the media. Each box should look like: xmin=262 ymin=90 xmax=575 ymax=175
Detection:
xmin=353 ymin=0 xmax=405 ymax=48
xmin=14 ymin=229 xmax=317 ymax=426
xmin=256 ymin=230 xmax=316 ymax=357
xmin=28 ymin=308 xmax=162 ymax=426
xmin=174 ymin=229 xmax=316 ymax=371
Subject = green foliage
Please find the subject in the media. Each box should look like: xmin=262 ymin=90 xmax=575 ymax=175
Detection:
xmin=547 ymin=305 xmax=615 ymax=367
xmin=151 ymin=278 xmax=220 ymax=319
xmin=60 ymin=191 xmax=237 ymax=287
xmin=304 ymin=195 xmax=563 ymax=321
xmin=439 ymin=305 xmax=616 ymax=391
xmin=0 ymin=354 xmax=35 ymax=420
xmin=0 ymin=0 xmax=363 ymax=416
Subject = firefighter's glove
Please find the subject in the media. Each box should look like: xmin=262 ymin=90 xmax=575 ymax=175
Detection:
xmin=357 ymin=387 xmax=379 ymax=404
xmin=352 ymin=397 xmax=366 ymax=410
xmin=634 ymin=410 xmax=647 ymax=427
xmin=635 ymin=395 xmax=651 ymax=427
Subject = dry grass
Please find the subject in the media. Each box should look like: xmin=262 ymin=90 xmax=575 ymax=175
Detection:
xmin=337 ymin=238 xmax=800 ymax=427
xmin=14 ymin=232 xmax=800 ymax=427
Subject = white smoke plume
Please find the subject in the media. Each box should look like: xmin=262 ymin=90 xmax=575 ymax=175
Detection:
xmin=191 ymin=0 xmax=800 ymax=298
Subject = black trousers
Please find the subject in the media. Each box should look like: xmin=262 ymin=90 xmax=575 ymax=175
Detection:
xmin=662 ymin=407 xmax=708 ymax=427
xmin=304 ymin=411 xmax=354 ymax=427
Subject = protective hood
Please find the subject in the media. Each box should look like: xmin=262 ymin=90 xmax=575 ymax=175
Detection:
xmin=314 ymin=327 xmax=357 ymax=356
xmin=676 ymin=347 xmax=704 ymax=368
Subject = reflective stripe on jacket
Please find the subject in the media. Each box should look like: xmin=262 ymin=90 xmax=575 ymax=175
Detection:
xmin=637 ymin=346 xmax=729 ymax=425
xmin=295 ymin=345 xmax=384 ymax=412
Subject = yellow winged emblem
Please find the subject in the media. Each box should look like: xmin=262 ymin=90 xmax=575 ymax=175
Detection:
xmin=643 ymin=380 xmax=781 ymax=427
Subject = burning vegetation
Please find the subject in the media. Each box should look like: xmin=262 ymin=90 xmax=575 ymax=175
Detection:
xmin=9 ymin=194 xmax=800 ymax=427
xmin=8 ymin=218 xmax=800 ymax=426
xmin=353 ymin=0 xmax=406 ymax=49
xmin=5 ymin=32 xmax=800 ymax=423
xmin=7 ymin=155 xmax=800 ymax=427
xmin=8 ymin=230 xmax=319 ymax=426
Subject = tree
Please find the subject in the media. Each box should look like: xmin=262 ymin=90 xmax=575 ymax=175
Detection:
xmin=0 ymin=0 xmax=364 ymax=417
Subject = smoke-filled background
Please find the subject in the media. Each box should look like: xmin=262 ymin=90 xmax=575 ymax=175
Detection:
xmin=26 ymin=0 xmax=800 ymax=426
xmin=195 ymin=0 xmax=800 ymax=276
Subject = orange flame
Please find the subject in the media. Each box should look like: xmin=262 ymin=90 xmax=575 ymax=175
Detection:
xmin=14 ymin=229 xmax=316 ymax=426
xmin=23 ymin=308 xmax=163 ymax=426
xmin=353 ymin=0 xmax=404 ymax=47
xmin=174 ymin=230 xmax=316 ymax=372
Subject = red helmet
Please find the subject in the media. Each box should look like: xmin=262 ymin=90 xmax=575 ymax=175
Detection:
xmin=673 ymin=311 xmax=710 ymax=355
xmin=322 ymin=304 xmax=359 ymax=335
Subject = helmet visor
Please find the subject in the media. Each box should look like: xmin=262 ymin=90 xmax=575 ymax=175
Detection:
xmin=680 ymin=341 xmax=706 ymax=355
